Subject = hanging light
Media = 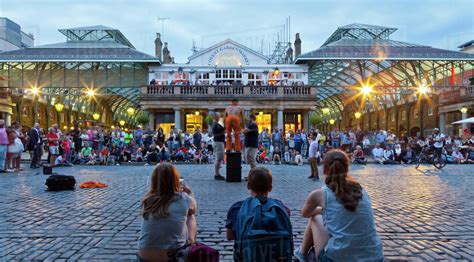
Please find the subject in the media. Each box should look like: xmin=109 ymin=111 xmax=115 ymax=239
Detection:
xmin=259 ymin=111 xmax=264 ymax=116
xmin=111 ymin=125 xmax=115 ymax=129
xmin=119 ymin=120 xmax=125 ymax=126
xmin=86 ymin=89 xmax=96 ymax=97
xmin=274 ymin=67 xmax=279 ymax=75
xmin=92 ymin=113 xmax=100 ymax=120
xmin=460 ymin=107 xmax=468 ymax=114
xmin=322 ymin=107 xmax=330 ymax=114
xmin=354 ymin=112 xmax=362 ymax=119
xmin=30 ymin=86 xmax=40 ymax=95
xmin=329 ymin=119 xmax=335 ymax=125
xmin=127 ymin=107 xmax=135 ymax=116
xmin=54 ymin=103 xmax=64 ymax=112
xmin=195 ymin=111 xmax=200 ymax=116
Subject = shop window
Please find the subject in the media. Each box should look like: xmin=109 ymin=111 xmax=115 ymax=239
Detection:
xmin=428 ymin=106 xmax=433 ymax=116
xmin=256 ymin=113 xmax=272 ymax=133
xmin=284 ymin=113 xmax=302 ymax=134
xmin=185 ymin=114 xmax=202 ymax=132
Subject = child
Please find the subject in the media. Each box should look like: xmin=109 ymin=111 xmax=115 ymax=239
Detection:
xmin=7 ymin=131 xmax=24 ymax=172
xmin=294 ymin=151 xmax=303 ymax=166
xmin=100 ymin=146 xmax=109 ymax=165
xmin=136 ymin=146 xmax=144 ymax=162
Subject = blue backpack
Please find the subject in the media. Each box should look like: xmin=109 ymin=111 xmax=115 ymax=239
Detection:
xmin=235 ymin=196 xmax=293 ymax=262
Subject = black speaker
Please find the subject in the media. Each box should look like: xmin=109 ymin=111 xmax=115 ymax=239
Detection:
xmin=226 ymin=152 xmax=242 ymax=182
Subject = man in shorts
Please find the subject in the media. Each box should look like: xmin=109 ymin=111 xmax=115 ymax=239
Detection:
xmin=212 ymin=113 xmax=226 ymax=180
xmin=47 ymin=127 xmax=59 ymax=166
xmin=225 ymin=99 xmax=244 ymax=152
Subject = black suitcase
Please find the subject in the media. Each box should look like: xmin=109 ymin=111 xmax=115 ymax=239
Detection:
xmin=45 ymin=174 xmax=76 ymax=191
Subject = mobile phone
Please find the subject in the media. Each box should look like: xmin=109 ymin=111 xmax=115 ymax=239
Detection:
xmin=179 ymin=179 xmax=184 ymax=190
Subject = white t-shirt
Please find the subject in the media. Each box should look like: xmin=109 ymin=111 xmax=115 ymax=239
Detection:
xmin=433 ymin=133 xmax=445 ymax=148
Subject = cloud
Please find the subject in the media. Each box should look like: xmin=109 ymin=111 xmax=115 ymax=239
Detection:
xmin=1 ymin=0 xmax=472 ymax=61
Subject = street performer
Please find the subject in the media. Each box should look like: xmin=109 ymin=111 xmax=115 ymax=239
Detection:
xmin=224 ymin=99 xmax=244 ymax=152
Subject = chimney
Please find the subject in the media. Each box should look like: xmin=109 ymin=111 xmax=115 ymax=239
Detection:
xmin=155 ymin=33 xmax=163 ymax=59
xmin=162 ymin=42 xmax=171 ymax=63
xmin=294 ymin=33 xmax=301 ymax=57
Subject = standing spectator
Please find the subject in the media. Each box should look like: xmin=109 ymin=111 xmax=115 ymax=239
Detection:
xmin=301 ymin=129 xmax=308 ymax=157
xmin=243 ymin=114 xmax=259 ymax=173
xmin=7 ymin=129 xmax=24 ymax=172
xmin=307 ymin=132 xmax=320 ymax=180
xmin=156 ymin=127 xmax=165 ymax=146
xmin=375 ymin=130 xmax=386 ymax=148
xmin=355 ymin=127 xmax=364 ymax=147
xmin=47 ymin=127 xmax=59 ymax=167
xmin=144 ymin=128 xmax=154 ymax=149
xmin=0 ymin=121 xmax=9 ymax=172
xmin=330 ymin=129 xmax=340 ymax=148
xmin=28 ymin=123 xmax=43 ymax=169
xmin=260 ymin=128 xmax=271 ymax=151
xmin=167 ymin=129 xmax=175 ymax=153
xmin=272 ymin=128 xmax=282 ymax=152
xmin=193 ymin=128 xmax=202 ymax=149
xmin=294 ymin=130 xmax=302 ymax=155
xmin=134 ymin=126 xmax=143 ymax=146
xmin=211 ymin=113 xmax=226 ymax=180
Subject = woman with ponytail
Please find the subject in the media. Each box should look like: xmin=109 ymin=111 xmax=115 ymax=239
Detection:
xmin=294 ymin=149 xmax=383 ymax=262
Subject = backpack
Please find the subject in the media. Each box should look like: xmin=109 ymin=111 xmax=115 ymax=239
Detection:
xmin=45 ymin=174 xmax=76 ymax=191
xmin=235 ymin=196 xmax=293 ymax=262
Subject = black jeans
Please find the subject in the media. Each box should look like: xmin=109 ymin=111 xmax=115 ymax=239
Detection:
xmin=31 ymin=144 xmax=42 ymax=167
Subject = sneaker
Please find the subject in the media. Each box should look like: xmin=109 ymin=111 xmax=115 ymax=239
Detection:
xmin=214 ymin=175 xmax=225 ymax=181
xmin=293 ymin=247 xmax=306 ymax=262
xmin=116 ymin=163 xmax=120 ymax=166
xmin=144 ymin=163 xmax=150 ymax=166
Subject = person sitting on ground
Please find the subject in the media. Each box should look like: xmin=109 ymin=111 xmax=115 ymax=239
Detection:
xmin=372 ymin=143 xmax=384 ymax=164
xmin=294 ymin=151 xmax=304 ymax=166
xmin=294 ymin=149 xmax=383 ymax=262
xmin=383 ymin=145 xmax=395 ymax=165
xmin=283 ymin=145 xmax=291 ymax=163
xmin=225 ymin=167 xmax=292 ymax=261
xmin=393 ymin=144 xmax=404 ymax=163
xmin=87 ymin=150 xmax=98 ymax=165
xmin=352 ymin=145 xmax=367 ymax=165
xmin=138 ymin=163 xmax=197 ymax=262
xmin=404 ymin=146 xmax=416 ymax=164
xmin=80 ymin=142 xmax=93 ymax=165
xmin=451 ymin=148 xmax=464 ymax=164
xmin=136 ymin=145 xmax=144 ymax=162
xmin=465 ymin=144 xmax=474 ymax=164
xmin=273 ymin=153 xmax=281 ymax=165
xmin=145 ymin=144 xmax=159 ymax=166
xmin=109 ymin=143 xmax=121 ymax=165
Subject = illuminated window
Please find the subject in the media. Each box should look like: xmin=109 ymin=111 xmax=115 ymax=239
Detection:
xmin=256 ymin=113 xmax=272 ymax=133
xmin=185 ymin=114 xmax=203 ymax=132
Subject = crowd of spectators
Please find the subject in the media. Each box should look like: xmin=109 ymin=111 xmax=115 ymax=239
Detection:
xmin=0 ymin=119 xmax=473 ymax=172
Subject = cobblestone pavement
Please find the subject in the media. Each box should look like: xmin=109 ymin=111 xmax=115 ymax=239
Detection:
xmin=0 ymin=163 xmax=473 ymax=261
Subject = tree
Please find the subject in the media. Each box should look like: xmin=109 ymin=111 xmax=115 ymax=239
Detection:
xmin=309 ymin=114 xmax=322 ymax=127
xmin=204 ymin=114 xmax=213 ymax=125
xmin=136 ymin=114 xmax=149 ymax=125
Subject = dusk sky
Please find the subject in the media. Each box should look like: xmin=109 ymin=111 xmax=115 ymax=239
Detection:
xmin=1 ymin=0 xmax=473 ymax=62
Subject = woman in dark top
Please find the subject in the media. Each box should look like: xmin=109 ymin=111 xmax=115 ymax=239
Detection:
xmin=156 ymin=128 xmax=165 ymax=146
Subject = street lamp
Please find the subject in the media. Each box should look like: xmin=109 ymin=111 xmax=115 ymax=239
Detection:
xmin=127 ymin=107 xmax=135 ymax=116
xmin=54 ymin=103 xmax=64 ymax=112
xmin=119 ymin=120 xmax=125 ymax=126
xmin=86 ymin=89 xmax=95 ymax=97
xmin=92 ymin=113 xmax=100 ymax=121
xmin=329 ymin=119 xmax=335 ymax=125
xmin=322 ymin=107 xmax=330 ymax=114
xmin=460 ymin=107 xmax=468 ymax=114
xmin=274 ymin=67 xmax=279 ymax=75
xmin=354 ymin=112 xmax=362 ymax=119
xmin=30 ymin=86 xmax=40 ymax=95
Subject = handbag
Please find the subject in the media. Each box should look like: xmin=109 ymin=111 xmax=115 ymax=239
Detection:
xmin=168 ymin=242 xmax=219 ymax=262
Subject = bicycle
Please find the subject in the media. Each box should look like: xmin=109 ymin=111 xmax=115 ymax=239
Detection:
xmin=415 ymin=145 xmax=447 ymax=169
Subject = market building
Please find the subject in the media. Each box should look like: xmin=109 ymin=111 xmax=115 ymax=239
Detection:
xmin=141 ymin=36 xmax=314 ymax=134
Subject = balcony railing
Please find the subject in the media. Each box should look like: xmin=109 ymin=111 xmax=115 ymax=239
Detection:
xmin=440 ymin=86 xmax=474 ymax=104
xmin=143 ymin=85 xmax=316 ymax=98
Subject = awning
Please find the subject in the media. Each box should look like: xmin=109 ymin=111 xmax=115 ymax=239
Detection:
xmin=451 ymin=117 xmax=474 ymax=124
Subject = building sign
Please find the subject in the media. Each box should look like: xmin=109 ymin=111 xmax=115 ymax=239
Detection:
xmin=207 ymin=45 xmax=250 ymax=66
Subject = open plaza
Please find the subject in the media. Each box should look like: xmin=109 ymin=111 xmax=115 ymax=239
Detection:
xmin=0 ymin=0 xmax=474 ymax=261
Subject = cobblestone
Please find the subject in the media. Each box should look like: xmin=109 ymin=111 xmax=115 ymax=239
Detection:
xmin=0 ymin=163 xmax=473 ymax=261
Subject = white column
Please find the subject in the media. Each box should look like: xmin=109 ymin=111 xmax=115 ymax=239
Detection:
xmin=148 ymin=112 xmax=155 ymax=130
xmin=174 ymin=107 xmax=181 ymax=131
xmin=439 ymin=113 xmax=446 ymax=134
xmin=461 ymin=111 xmax=468 ymax=133
xmin=5 ymin=113 xmax=11 ymax=127
xmin=277 ymin=108 xmax=284 ymax=131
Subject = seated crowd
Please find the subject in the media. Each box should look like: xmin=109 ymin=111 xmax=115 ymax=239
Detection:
xmin=137 ymin=150 xmax=384 ymax=261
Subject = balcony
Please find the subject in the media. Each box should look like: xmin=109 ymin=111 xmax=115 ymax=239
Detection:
xmin=142 ymin=85 xmax=316 ymax=98
xmin=440 ymin=86 xmax=474 ymax=105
